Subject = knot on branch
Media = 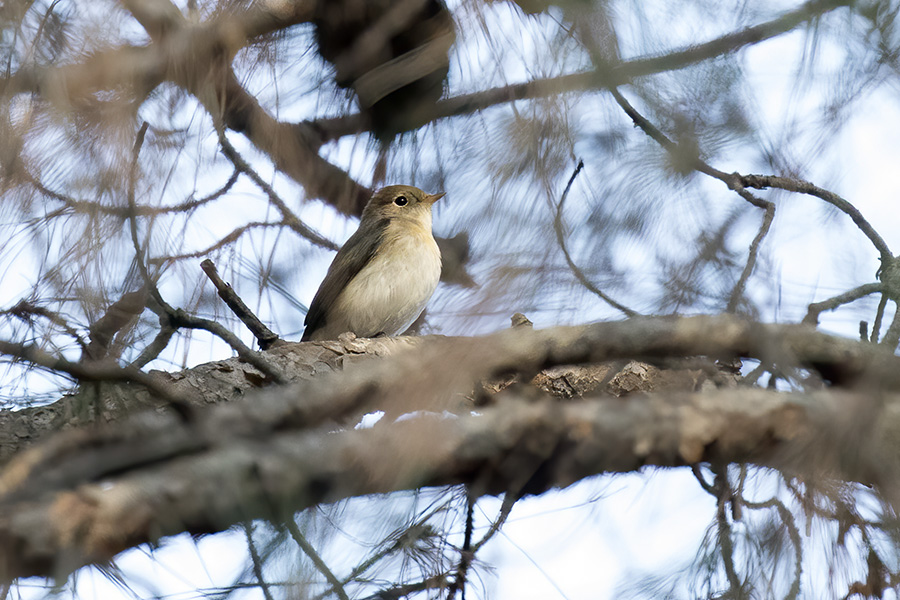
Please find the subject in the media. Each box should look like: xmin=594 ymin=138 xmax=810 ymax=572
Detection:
xmin=877 ymin=255 xmax=900 ymax=298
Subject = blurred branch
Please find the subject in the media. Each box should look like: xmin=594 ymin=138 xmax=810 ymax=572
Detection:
xmin=82 ymin=289 xmax=148 ymax=363
xmin=3 ymin=377 xmax=899 ymax=580
xmin=618 ymin=0 xmax=850 ymax=81
xmin=243 ymin=522 xmax=276 ymax=600
xmin=215 ymin=129 xmax=338 ymax=251
xmin=26 ymin=168 xmax=240 ymax=218
xmin=285 ymin=519 xmax=351 ymax=600
xmin=553 ymin=159 xmax=639 ymax=317
xmin=726 ymin=202 xmax=775 ymax=314
xmin=3 ymin=0 xmax=368 ymax=215
xmin=311 ymin=0 xmax=850 ymax=140
xmin=714 ymin=471 xmax=744 ymax=594
xmin=1 ymin=0 xmax=846 ymax=219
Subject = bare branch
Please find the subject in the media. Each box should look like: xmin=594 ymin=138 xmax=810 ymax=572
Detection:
xmin=741 ymin=174 xmax=892 ymax=261
xmin=149 ymin=220 xmax=287 ymax=263
xmin=553 ymin=160 xmax=640 ymax=317
xmin=803 ymin=283 xmax=884 ymax=326
xmin=201 ymin=259 xmax=281 ymax=351
xmin=727 ymin=201 xmax=775 ymax=314
xmin=285 ymin=519 xmax=351 ymax=600
xmin=215 ymin=129 xmax=338 ymax=251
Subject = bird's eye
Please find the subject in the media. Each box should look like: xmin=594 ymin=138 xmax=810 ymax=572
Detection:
xmin=394 ymin=195 xmax=408 ymax=206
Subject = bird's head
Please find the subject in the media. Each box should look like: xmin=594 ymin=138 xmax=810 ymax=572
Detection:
xmin=362 ymin=185 xmax=445 ymax=225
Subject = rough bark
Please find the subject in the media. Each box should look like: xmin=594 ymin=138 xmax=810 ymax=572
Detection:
xmin=2 ymin=315 xmax=900 ymax=580
xmin=1 ymin=386 xmax=898 ymax=581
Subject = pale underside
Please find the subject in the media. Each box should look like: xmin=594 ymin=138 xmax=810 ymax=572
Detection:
xmin=308 ymin=219 xmax=441 ymax=340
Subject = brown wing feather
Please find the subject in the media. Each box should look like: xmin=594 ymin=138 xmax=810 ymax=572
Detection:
xmin=301 ymin=216 xmax=388 ymax=341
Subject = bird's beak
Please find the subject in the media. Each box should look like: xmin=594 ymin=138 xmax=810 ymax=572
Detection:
xmin=425 ymin=192 xmax=446 ymax=205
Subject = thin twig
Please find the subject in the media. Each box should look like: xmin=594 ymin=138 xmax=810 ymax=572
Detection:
xmin=216 ymin=129 xmax=338 ymax=251
xmin=149 ymin=220 xmax=285 ymax=263
xmin=200 ymin=259 xmax=280 ymax=350
xmin=27 ymin=168 xmax=240 ymax=218
xmin=741 ymin=174 xmax=892 ymax=262
xmin=243 ymin=522 xmax=276 ymax=600
xmin=124 ymin=124 xmax=285 ymax=381
xmin=284 ymin=518 xmax=351 ymax=600
xmin=871 ymin=293 xmax=889 ymax=343
xmin=553 ymin=160 xmax=640 ymax=317
xmin=727 ymin=201 xmax=775 ymax=313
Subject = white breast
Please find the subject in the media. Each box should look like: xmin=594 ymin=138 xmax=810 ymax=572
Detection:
xmin=327 ymin=227 xmax=441 ymax=338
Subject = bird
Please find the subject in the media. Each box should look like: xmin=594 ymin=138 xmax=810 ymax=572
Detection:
xmin=301 ymin=185 xmax=444 ymax=341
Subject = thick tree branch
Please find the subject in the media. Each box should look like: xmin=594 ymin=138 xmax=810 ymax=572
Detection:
xmin=2 ymin=314 xmax=899 ymax=464
xmin=1 ymin=382 xmax=897 ymax=581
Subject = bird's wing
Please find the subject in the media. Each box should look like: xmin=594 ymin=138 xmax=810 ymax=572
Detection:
xmin=301 ymin=216 xmax=388 ymax=341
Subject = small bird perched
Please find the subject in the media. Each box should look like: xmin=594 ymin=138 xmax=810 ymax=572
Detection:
xmin=301 ymin=185 xmax=444 ymax=341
